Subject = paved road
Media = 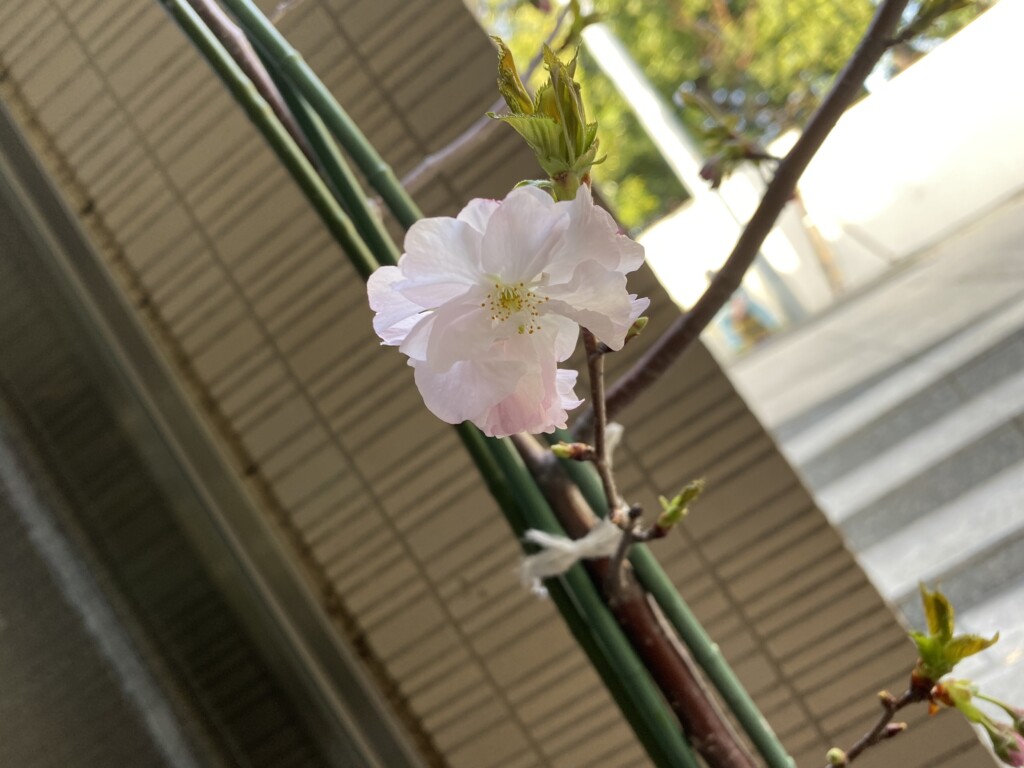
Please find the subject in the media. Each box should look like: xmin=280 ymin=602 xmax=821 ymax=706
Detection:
xmin=727 ymin=191 xmax=1024 ymax=713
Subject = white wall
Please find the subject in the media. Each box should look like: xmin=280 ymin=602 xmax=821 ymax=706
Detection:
xmin=795 ymin=0 xmax=1024 ymax=284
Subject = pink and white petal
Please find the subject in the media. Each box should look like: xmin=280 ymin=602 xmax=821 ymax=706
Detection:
xmin=399 ymin=217 xmax=485 ymax=303
xmin=422 ymin=300 xmax=496 ymax=371
xmin=398 ymin=299 xmax=487 ymax=367
xmin=479 ymin=365 xmax=582 ymax=437
xmin=479 ymin=372 xmax=555 ymax=436
xmin=367 ymin=265 xmax=426 ymax=345
xmin=533 ymin=312 xmax=579 ymax=363
xmin=555 ymin=368 xmax=584 ymax=412
xmin=397 ymin=279 xmax=482 ymax=312
xmin=541 ymin=261 xmax=636 ymax=349
xmin=628 ymin=294 xmax=651 ymax=325
xmin=396 ymin=309 xmax=437 ymax=362
xmin=457 ymin=198 xmax=501 ymax=234
xmin=413 ymin=357 xmax=523 ymax=427
xmin=489 ymin=325 xmax=561 ymax=367
xmin=544 ymin=186 xmax=646 ymax=282
xmin=477 ymin=338 xmax=582 ymax=436
xmin=479 ymin=187 xmax=568 ymax=282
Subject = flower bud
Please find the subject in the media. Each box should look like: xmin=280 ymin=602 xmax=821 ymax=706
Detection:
xmin=551 ymin=442 xmax=595 ymax=461
xmin=624 ymin=316 xmax=648 ymax=345
xmin=883 ymin=722 xmax=907 ymax=738
xmin=986 ymin=722 xmax=1024 ymax=766
xmin=825 ymin=747 xmax=848 ymax=766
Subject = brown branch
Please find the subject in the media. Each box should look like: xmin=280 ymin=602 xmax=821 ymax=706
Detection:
xmin=572 ymin=0 xmax=913 ymax=437
xmin=825 ymin=688 xmax=923 ymax=767
xmin=582 ymin=328 xmax=623 ymax=520
xmin=510 ymin=433 xmax=757 ymax=768
xmin=604 ymin=504 xmax=641 ymax=596
xmin=187 ymin=0 xmax=317 ymax=165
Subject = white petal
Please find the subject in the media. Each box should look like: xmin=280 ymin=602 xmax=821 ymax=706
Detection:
xmin=367 ymin=265 xmax=425 ymax=345
xmin=544 ymin=185 xmax=646 ymax=283
xmin=400 ymin=217 xmax=485 ymax=304
xmin=398 ymin=279 xmax=479 ymax=309
xmin=479 ymin=187 xmax=568 ymax=282
xmin=476 ymin=347 xmax=580 ymax=437
xmin=555 ymin=368 xmax=583 ymax=411
xmin=542 ymin=260 xmax=636 ymax=350
xmin=629 ymin=294 xmax=651 ymax=325
xmin=422 ymin=301 xmax=495 ymax=371
xmin=413 ymin=357 xmax=523 ymax=426
xmin=457 ymin=198 xmax=500 ymax=233
xmin=543 ymin=313 xmax=580 ymax=363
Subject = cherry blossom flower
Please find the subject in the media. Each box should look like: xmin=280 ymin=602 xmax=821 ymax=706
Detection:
xmin=367 ymin=185 xmax=648 ymax=437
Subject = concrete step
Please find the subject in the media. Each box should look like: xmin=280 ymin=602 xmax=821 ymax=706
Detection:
xmin=856 ymin=458 xmax=1024 ymax=603
xmin=798 ymin=325 xmax=1024 ymax=488
xmin=953 ymin=577 xmax=1024 ymax=704
xmin=810 ymin=365 xmax=1024 ymax=524
xmin=840 ymin=420 xmax=1024 ymax=550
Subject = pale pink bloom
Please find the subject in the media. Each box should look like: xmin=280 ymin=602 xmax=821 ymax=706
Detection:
xmin=367 ymin=185 xmax=648 ymax=437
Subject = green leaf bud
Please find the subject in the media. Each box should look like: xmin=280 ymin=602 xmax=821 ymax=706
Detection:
xmin=656 ymin=478 xmax=704 ymax=531
xmin=825 ymin=747 xmax=848 ymax=766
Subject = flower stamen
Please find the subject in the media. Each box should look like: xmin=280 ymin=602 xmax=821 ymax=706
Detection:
xmin=484 ymin=281 xmax=548 ymax=334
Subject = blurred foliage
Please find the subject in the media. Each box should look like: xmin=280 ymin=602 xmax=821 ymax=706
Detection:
xmin=476 ymin=1 xmax=685 ymax=231
xmin=471 ymin=0 xmax=989 ymax=231
xmin=898 ymin=0 xmax=992 ymax=46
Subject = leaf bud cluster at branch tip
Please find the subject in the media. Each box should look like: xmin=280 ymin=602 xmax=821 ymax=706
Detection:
xmin=489 ymin=37 xmax=603 ymax=201
xmin=910 ymin=583 xmax=998 ymax=687
xmin=655 ymin=478 xmax=704 ymax=532
xmin=675 ymin=90 xmax=775 ymax=190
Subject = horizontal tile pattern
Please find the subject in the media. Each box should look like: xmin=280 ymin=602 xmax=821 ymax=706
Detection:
xmin=0 ymin=0 xmax=993 ymax=766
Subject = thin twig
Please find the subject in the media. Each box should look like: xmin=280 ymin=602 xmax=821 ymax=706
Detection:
xmin=825 ymin=688 xmax=922 ymax=766
xmin=572 ymin=0 xmax=913 ymax=437
xmin=582 ymin=328 xmax=623 ymax=520
xmin=400 ymin=6 xmax=570 ymax=194
xmin=604 ymin=504 xmax=641 ymax=598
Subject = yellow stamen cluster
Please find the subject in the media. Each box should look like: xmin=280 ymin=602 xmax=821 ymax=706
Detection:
xmin=481 ymin=282 xmax=548 ymax=334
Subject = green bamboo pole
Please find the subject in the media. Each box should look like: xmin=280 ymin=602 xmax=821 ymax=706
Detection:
xmin=157 ymin=0 xmax=380 ymax=280
xmin=261 ymin=56 xmax=402 ymax=265
xmin=219 ymin=0 xmax=423 ymax=229
xmin=219 ymin=4 xmax=790 ymax=764
xmin=548 ymin=429 xmax=795 ymax=768
xmin=163 ymin=4 xmax=695 ymax=764
xmin=461 ymin=427 xmax=699 ymax=768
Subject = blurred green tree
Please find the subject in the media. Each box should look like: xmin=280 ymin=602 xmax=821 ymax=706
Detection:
xmin=471 ymin=0 xmax=987 ymax=231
